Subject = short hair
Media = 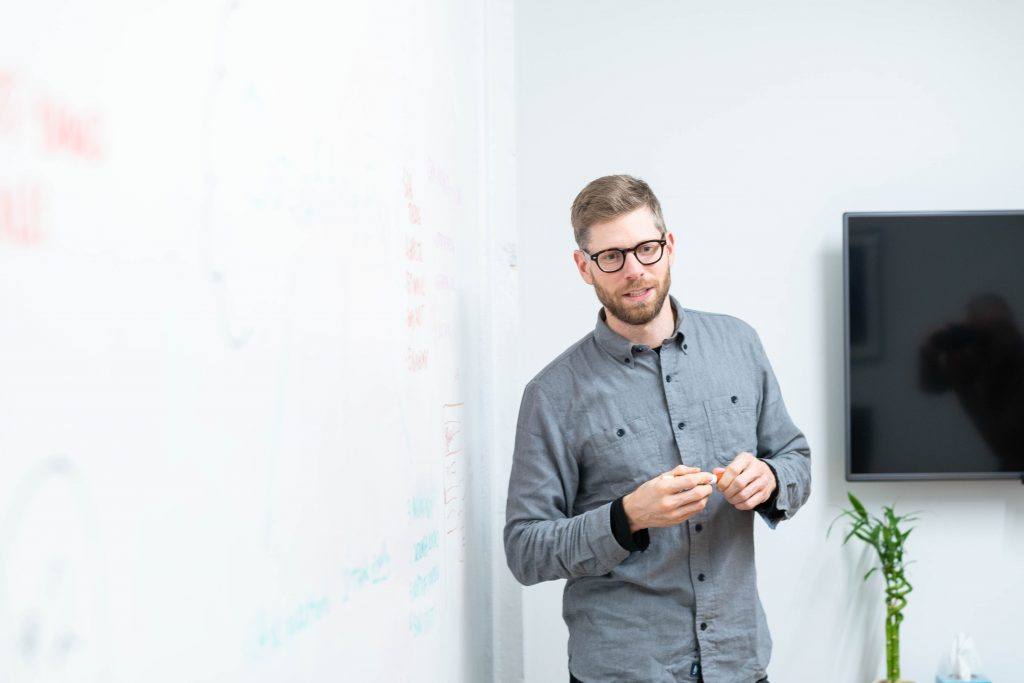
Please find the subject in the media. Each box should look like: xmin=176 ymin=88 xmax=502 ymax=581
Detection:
xmin=570 ymin=174 xmax=667 ymax=251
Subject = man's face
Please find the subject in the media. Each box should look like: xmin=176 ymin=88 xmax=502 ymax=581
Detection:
xmin=573 ymin=206 xmax=675 ymax=326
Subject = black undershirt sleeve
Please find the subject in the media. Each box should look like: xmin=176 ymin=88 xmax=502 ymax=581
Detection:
xmin=610 ymin=496 xmax=650 ymax=552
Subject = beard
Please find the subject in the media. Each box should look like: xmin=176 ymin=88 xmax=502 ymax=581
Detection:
xmin=594 ymin=267 xmax=672 ymax=326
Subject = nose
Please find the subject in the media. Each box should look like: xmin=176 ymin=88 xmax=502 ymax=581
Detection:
xmin=620 ymin=249 xmax=648 ymax=277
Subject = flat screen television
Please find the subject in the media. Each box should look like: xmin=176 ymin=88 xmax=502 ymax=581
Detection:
xmin=844 ymin=211 xmax=1024 ymax=481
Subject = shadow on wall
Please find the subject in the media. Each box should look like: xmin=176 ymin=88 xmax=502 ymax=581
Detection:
xmin=822 ymin=248 xmax=846 ymax=497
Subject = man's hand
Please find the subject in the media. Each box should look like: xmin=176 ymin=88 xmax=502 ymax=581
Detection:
xmin=622 ymin=465 xmax=716 ymax=532
xmin=712 ymin=451 xmax=776 ymax=511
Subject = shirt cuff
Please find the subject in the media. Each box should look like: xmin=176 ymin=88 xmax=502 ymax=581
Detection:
xmin=610 ymin=496 xmax=650 ymax=552
xmin=754 ymin=459 xmax=781 ymax=514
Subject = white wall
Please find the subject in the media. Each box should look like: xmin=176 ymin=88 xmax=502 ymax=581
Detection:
xmin=513 ymin=2 xmax=1024 ymax=681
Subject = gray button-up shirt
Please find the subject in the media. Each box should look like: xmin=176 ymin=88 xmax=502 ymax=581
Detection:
xmin=504 ymin=294 xmax=811 ymax=683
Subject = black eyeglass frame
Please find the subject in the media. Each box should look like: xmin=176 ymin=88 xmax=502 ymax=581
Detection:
xmin=583 ymin=239 xmax=668 ymax=273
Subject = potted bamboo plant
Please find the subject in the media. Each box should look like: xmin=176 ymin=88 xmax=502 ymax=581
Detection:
xmin=827 ymin=492 xmax=922 ymax=683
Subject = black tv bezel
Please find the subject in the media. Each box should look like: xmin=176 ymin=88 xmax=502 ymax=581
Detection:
xmin=843 ymin=210 xmax=1024 ymax=482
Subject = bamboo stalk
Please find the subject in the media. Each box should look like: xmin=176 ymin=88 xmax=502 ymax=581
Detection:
xmin=827 ymin=494 xmax=921 ymax=683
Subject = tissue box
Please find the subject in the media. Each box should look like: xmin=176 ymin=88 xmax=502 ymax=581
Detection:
xmin=935 ymin=676 xmax=991 ymax=683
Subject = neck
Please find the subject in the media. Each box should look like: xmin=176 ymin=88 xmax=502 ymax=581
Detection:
xmin=604 ymin=298 xmax=676 ymax=348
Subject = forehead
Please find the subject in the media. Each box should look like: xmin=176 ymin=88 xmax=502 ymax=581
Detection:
xmin=587 ymin=206 xmax=661 ymax=251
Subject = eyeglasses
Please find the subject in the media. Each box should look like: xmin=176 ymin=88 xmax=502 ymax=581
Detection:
xmin=583 ymin=239 xmax=667 ymax=273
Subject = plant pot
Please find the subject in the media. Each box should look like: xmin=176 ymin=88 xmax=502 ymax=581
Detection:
xmin=935 ymin=677 xmax=992 ymax=683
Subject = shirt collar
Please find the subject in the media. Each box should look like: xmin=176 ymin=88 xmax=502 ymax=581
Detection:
xmin=594 ymin=293 xmax=687 ymax=365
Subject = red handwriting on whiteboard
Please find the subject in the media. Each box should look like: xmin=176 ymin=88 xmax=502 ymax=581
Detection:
xmin=401 ymin=169 xmax=429 ymax=372
xmin=406 ymin=348 xmax=428 ymax=372
xmin=405 ymin=271 xmax=425 ymax=296
xmin=426 ymin=157 xmax=462 ymax=207
xmin=434 ymin=232 xmax=454 ymax=252
xmin=434 ymin=274 xmax=455 ymax=291
xmin=402 ymin=168 xmax=422 ymax=225
xmin=0 ymin=184 xmax=43 ymax=246
xmin=406 ymin=305 xmax=424 ymax=330
xmin=405 ymin=237 xmax=423 ymax=262
xmin=36 ymin=96 xmax=103 ymax=160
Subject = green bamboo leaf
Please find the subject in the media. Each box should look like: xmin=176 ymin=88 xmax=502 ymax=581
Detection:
xmin=884 ymin=507 xmax=896 ymax=525
xmin=863 ymin=566 xmax=879 ymax=581
xmin=826 ymin=511 xmax=850 ymax=538
xmin=848 ymin=492 xmax=868 ymax=518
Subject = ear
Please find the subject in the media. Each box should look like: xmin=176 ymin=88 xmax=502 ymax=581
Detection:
xmin=665 ymin=231 xmax=676 ymax=267
xmin=573 ymin=249 xmax=595 ymax=285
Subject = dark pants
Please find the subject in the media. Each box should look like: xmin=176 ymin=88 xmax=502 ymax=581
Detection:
xmin=570 ymin=676 xmax=768 ymax=683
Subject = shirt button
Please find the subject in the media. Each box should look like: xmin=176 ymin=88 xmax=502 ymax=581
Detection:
xmin=694 ymin=524 xmax=702 ymax=532
xmin=632 ymin=345 xmax=643 ymax=353
xmin=683 ymin=343 xmax=688 ymax=350
xmin=665 ymin=375 xmax=672 ymax=382
xmin=616 ymin=428 xmax=625 ymax=437
xmin=677 ymin=422 xmax=685 ymax=430
xmin=698 ymin=573 xmax=705 ymax=581
xmin=700 ymin=622 xmax=708 ymax=631
xmin=624 ymin=358 xmax=630 ymax=363
xmin=731 ymin=395 xmax=738 ymax=403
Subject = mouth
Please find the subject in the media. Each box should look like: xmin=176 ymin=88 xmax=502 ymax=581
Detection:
xmin=623 ymin=286 xmax=654 ymax=302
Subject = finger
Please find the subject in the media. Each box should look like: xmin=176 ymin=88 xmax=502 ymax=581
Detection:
xmin=712 ymin=467 xmax=725 ymax=487
xmin=724 ymin=468 xmax=757 ymax=498
xmin=717 ymin=459 xmax=745 ymax=493
xmin=666 ymin=471 xmax=715 ymax=494
xmin=727 ymin=468 xmax=772 ymax=506
xmin=667 ymin=482 xmax=714 ymax=507
xmin=726 ymin=457 xmax=772 ymax=497
xmin=668 ymin=495 xmax=710 ymax=522
xmin=734 ymin=482 xmax=770 ymax=511
xmin=731 ymin=478 xmax=766 ymax=509
xmin=721 ymin=451 xmax=757 ymax=491
xmin=660 ymin=464 xmax=700 ymax=480
xmin=657 ymin=466 xmax=701 ymax=491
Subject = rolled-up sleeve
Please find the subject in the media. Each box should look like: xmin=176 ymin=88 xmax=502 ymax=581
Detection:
xmin=751 ymin=331 xmax=812 ymax=530
xmin=503 ymin=381 xmax=630 ymax=585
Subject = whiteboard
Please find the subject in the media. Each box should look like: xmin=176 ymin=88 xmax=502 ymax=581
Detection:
xmin=0 ymin=1 xmax=518 ymax=681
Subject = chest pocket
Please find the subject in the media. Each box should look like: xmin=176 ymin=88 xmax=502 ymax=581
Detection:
xmin=704 ymin=392 xmax=758 ymax=466
xmin=581 ymin=414 xmax=660 ymax=495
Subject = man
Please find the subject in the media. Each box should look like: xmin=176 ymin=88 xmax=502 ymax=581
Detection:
xmin=503 ymin=175 xmax=811 ymax=683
